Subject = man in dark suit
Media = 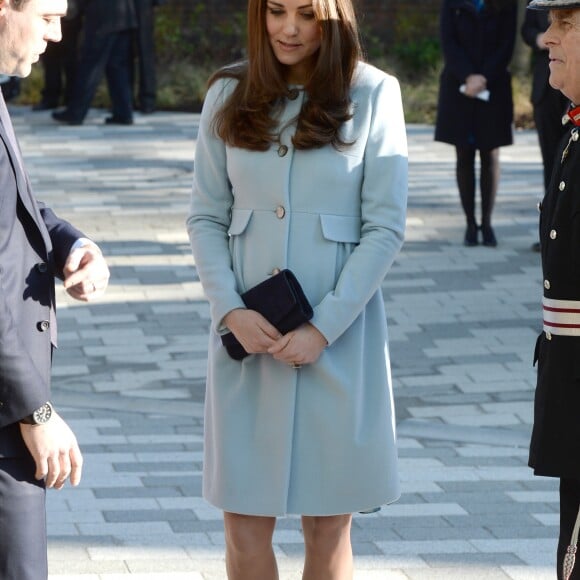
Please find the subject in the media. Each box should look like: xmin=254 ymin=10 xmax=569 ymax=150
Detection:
xmin=52 ymin=0 xmax=138 ymax=125
xmin=0 ymin=0 xmax=110 ymax=577
xmin=522 ymin=0 xmax=569 ymax=251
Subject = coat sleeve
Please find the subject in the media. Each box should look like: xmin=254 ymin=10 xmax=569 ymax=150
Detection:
xmin=440 ymin=2 xmax=476 ymax=83
xmin=38 ymin=202 xmax=85 ymax=279
xmin=481 ymin=6 xmax=517 ymax=84
xmin=186 ymin=79 xmax=246 ymax=334
xmin=310 ymin=75 xmax=408 ymax=345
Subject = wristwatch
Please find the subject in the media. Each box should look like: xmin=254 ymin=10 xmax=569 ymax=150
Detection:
xmin=20 ymin=402 xmax=53 ymax=425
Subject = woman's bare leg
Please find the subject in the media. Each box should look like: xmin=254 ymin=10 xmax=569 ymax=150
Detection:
xmin=301 ymin=514 xmax=353 ymax=580
xmin=223 ymin=512 xmax=279 ymax=580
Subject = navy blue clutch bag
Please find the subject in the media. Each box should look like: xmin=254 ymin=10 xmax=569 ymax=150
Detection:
xmin=221 ymin=269 xmax=314 ymax=360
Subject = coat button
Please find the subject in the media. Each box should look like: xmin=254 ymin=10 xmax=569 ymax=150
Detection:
xmin=544 ymin=279 xmax=551 ymax=290
xmin=573 ymin=131 xmax=579 ymax=142
xmin=272 ymin=268 xmax=281 ymax=275
xmin=277 ymin=144 xmax=288 ymax=157
xmin=36 ymin=262 xmax=48 ymax=273
xmin=287 ymin=88 xmax=299 ymax=100
xmin=275 ymin=205 xmax=286 ymax=219
xmin=537 ymin=201 xmax=542 ymax=212
xmin=37 ymin=320 xmax=50 ymax=332
xmin=559 ymin=181 xmax=566 ymax=191
xmin=550 ymin=229 xmax=557 ymax=240
xmin=545 ymin=331 xmax=552 ymax=340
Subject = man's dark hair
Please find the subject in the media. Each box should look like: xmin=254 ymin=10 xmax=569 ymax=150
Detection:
xmin=11 ymin=0 xmax=28 ymax=9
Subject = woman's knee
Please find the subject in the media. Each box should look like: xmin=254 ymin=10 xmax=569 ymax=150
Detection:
xmin=302 ymin=514 xmax=352 ymax=550
xmin=224 ymin=512 xmax=276 ymax=555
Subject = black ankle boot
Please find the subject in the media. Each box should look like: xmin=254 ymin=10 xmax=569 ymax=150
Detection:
xmin=464 ymin=224 xmax=478 ymax=246
xmin=481 ymin=225 xmax=497 ymax=247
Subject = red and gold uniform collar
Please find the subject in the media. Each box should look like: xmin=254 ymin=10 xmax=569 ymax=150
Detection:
xmin=567 ymin=105 xmax=580 ymax=126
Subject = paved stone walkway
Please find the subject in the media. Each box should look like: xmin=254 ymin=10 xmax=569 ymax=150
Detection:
xmin=10 ymin=103 xmax=556 ymax=579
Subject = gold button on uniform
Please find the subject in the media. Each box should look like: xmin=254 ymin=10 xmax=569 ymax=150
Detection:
xmin=559 ymin=181 xmax=566 ymax=191
xmin=550 ymin=229 xmax=557 ymax=240
xmin=272 ymin=268 xmax=281 ymax=275
xmin=277 ymin=144 xmax=288 ymax=157
xmin=573 ymin=131 xmax=579 ymax=142
xmin=275 ymin=205 xmax=286 ymax=219
xmin=544 ymin=279 xmax=551 ymax=290
xmin=545 ymin=331 xmax=552 ymax=340
xmin=537 ymin=201 xmax=542 ymax=212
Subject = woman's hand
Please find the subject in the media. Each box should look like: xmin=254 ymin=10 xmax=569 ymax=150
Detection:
xmin=223 ymin=308 xmax=282 ymax=354
xmin=268 ymin=323 xmax=328 ymax=366
xmin=464 ymin=74 xmax=487 ymax=97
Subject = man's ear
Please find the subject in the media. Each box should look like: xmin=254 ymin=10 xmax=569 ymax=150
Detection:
xmin=0 ymin=0 xmax=8 ymax=17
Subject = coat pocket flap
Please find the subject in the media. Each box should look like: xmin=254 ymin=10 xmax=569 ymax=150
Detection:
xmin=320 ymin=214 xmax=361 ymax=243
xmin=228 ymin=208 xmax=253 ymax=236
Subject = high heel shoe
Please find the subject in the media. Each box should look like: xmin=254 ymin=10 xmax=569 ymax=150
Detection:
xmin=481 ymin=225 xmax=497 ymax=247
xmin=464 ymin=224 xmax=478 ymax=247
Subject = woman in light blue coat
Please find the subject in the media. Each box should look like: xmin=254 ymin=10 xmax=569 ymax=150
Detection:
xmin=186 ymin=0 xmax=408 ymax=575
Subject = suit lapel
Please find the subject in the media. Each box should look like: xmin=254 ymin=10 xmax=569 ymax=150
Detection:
xmin=0 ymin=91 xmax=52 ymax=256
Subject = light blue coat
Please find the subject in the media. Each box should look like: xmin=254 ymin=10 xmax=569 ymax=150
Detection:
xmin=187 ymin=61 xmax=408 ymax=516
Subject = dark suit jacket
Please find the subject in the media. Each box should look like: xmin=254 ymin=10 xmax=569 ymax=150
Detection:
xmin=0 ymin=90 xmax=84 ymax=457
xmin=78 ymin=0 xmax=137 ymax=36
xmin=521 ymin=4 xmax=551 ymax=105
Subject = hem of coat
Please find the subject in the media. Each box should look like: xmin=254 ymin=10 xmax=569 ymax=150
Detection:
xmin=202 ymin=491 xmax=402 ymax=517
xmin=530 ymin=461 xmax=576 ymax=480
xmin=434 ymin=135 xmax=514 ymax=149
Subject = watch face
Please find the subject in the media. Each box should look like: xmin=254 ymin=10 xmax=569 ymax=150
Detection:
xmin=33 ymin=403 xmax=53 ymax=424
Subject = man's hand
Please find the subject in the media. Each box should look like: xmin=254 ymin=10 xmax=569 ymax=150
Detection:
xmin=223 ymin=308 xmax=282 ymax=355
xmin=268 ymin=323 xmax=328 ymax=366
xmin=19 ymin=412 xmax=83 ymax=489
xmin=63 ymin=241 xmax=110 ymax=301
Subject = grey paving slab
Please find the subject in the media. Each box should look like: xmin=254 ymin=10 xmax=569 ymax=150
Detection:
xmin=7 ymin=103 xmax=559 ymax=578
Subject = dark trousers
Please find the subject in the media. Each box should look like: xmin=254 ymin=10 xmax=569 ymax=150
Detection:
xmin=558 ymin=478 xmax=580 ymax=580
xmin=534 ymin=88 xmax=569 ymax=192
xmin=134 ymin=0 xmax=157 ymax=110
xmin=0 ymin=456 xmax=47 ymax=580
xmin=67 ymin=29 xmax=134 ymax=123
xmin=40 ymin=16 xmax=82 ymax=107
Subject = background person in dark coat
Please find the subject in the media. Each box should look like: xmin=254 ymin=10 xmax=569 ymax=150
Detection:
xmin=52 ymin=0 xmax=137 ymax=125
xmin=0 ymin=0 xmax=110 ymax=577
xmin=526 ymin=1 xmax=580 ymax=578
xmin=435 ymin=0 xmax=517 ymax=247
xmin=33 ymin=0 xmax=83 ymax=111
xmin=521 ymin=0 xmax=569 ymax=251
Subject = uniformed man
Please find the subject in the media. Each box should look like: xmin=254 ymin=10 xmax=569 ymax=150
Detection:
xmin=527 ymin=1 xmax=580 ymax=578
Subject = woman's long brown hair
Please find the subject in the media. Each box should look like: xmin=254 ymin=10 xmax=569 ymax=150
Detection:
xmin=208 ymin=0 xmax=363 ymax=151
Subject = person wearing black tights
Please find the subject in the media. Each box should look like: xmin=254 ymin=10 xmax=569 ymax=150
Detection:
xmin=435 ymin=0 xmax=517 ymax=247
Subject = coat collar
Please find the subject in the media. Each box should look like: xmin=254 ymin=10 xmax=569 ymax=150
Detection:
xmin=448 ymin=0 xmax=480 ymax=14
